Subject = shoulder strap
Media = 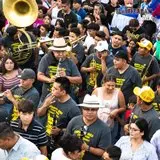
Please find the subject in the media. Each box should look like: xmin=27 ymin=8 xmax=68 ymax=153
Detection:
xmin=141 ymin=55 xmax=154 ymax=80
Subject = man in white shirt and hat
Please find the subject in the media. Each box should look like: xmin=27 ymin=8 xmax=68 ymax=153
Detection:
xmin=66 ymin=94 xmax=111 ymax=160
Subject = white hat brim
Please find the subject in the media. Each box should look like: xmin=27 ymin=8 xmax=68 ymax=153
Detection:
xmin=48 ymin=46 xmax=69 ymax=51
xmin=78 ymin=103 xmax=104 ymax=108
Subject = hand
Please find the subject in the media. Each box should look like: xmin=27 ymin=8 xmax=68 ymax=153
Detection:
xmin=43 ymin=94 xmax=56 ymax=107
xmin=102 ymin=152 xmax=110 ymax=160
xmin=88 ymin=67 xmax=96 ymax=73
xmin=4 ymin=90 xmax=14 ymax=102
xmin=81 ymin=143 xmax=89 ymax=151
xmin=59 ymin=70 xmax=66 ymax=77
xmin=52 ymin=126 xmax=61 ymax=136
xmin=48 ymin=76 xmax=56 ymax=83
xmin=109 ymin=109 xmax=118 ymax=119
xmin=101 ymin=52 xmax=108 ymax=61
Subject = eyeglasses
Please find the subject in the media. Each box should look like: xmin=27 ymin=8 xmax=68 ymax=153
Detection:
xmin=82 ymin=107 xmax=99 ymax=111
xmin=129 ymin=127 xmax=140 ymax=132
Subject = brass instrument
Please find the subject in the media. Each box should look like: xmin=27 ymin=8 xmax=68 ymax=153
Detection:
xmin=3 ymin=0 xmax=38 ymax=65
xmin=3 ymin=0 xmax=38 ymax=27
xmin=55 ymin=58 xmax=62 ymax=77
xmin=89 ymin=54 xmax=98 ymax=89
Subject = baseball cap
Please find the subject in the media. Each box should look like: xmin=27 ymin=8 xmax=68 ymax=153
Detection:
xmin=133 ymin=86 xmax=155 ymax=103
xmin=18 ymin=68 xmax=36 ymax=80
xmin=115 ymin=50 xmax=128 ymax=61
xmin=95 ymin=41 xmax=108 ymax=52
xmin=137 ymin=39 xmax=153 ymax=51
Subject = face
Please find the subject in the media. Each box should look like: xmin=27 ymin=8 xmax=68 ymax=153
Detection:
xmin=69 ymin=32 xmax=77 ymax=42
xmin=124 ymin=0 xmax=133 ymax=7
xmin=93 ymin=5 xmax=101 ymax=15
xmin=40 ymin=26 xmax=47 ymax=36
xmin=43 ymin=16 xmax=51 ymax=25
xmin=51 ymin=82 xmax=64 ymax=98
xmin=129 ymin=123 xmax=144 ymax=139
xmin=0 ymin=46 xmax=6 ymax=58
xmin=104 ymin=81 xmax=116 ymax=93
xmin=19 ymin=112 xmax=34 ymax=126
xmin=38 ymin=9 xmax=44 ymax=18
xmin=77 ymin=23 xmax=85 ymax=36
xmin=56 ymin=0 xmax=62 ymax=8
xmin=94 ymin=36 xmax=102 ymax=45
xmin=111 ymin=0 xmax=118 ymax=5
xmin=88 ymin=29 xmax=96 ymax=37
xmin=53 ymin=51 xmax=66 ymax=60
xmin=138 ymin=47 xmax=148 ymax=56
xmin=0 ymin=138 xmax=9 ymax=150
xmin=82 ymin=107 xmax=98 ymax=122
xmin=62 ymin=3 xmax=70 ymax=13
xmin=5 ymin=59 xmax=15 ymax=72
xmin=68 ymin=150 xmax=82 ymax=160
xmin=73 ymin=2 xmax=80 ymax=10
xmin=129 ymin=40 xmax=136 ymax=48
xmin=20 ymin=79 xmax=33 ymax=89
xmin=111 ymin=35 xmax=123 ymax=48
xmin=113 ymin=57 xmax=125 ymax=69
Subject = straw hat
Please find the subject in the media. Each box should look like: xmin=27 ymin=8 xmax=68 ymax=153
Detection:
xmin=49 ymin=38 xmax=70 ymax=51
xmin=78 ymin=94 xmax=104 ymax=108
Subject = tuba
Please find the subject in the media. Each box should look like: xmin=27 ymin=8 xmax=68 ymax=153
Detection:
xmin=3 ymin=0 xmax=38 ymax=65
xmin=3 ymin=0 xmax=38 ymax=28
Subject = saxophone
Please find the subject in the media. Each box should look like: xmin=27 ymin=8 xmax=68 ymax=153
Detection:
xmin=89 ymin=55 xmax=98 ymax=89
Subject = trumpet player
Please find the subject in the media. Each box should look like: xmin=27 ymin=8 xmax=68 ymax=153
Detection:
xmin=81 ymin=41 xmax=114 ymax=94
xmin=37 ymin=37 xmax=82 ymax=102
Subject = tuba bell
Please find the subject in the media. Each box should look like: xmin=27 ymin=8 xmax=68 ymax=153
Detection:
xmin=3 ymin=0 xmax=38 ymax=27
xmin=3 ymin=0 xmax=39 ymax=66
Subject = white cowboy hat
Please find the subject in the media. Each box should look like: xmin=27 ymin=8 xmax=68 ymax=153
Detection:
xmin=78 ymin=94 xmax=104 ymax=108
xmin=48 ymin=37 xmax=70 ymax=51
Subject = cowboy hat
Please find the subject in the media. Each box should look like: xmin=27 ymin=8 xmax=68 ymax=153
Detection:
xmin=48 ymin=38 xmax=70 ymax=51
xmin=78 ymin=94 xmax=104 ymax=108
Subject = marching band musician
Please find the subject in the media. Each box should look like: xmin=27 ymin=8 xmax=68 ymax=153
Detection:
xmin=37 ymin=77 xmax=81 ymax=157
xmin=69 ymin=27 xmax=85 ymax=67
xmin=130 ymin=39 xmax=160 ymax=87
xmin=1 ymin=26 xmax=39 ymax=70
xmin=37 ymin=37 xmax=82 ymax=103
xmin=81 ymin=41 xmax=113 ymax=94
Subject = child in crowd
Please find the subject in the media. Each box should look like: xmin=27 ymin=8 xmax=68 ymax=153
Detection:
xmin=102 ymin=145 xmax=122 ymax=160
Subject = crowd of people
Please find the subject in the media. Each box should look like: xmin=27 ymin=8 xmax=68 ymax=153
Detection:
xmin=0 ymin=0 xmax=160 ymax=159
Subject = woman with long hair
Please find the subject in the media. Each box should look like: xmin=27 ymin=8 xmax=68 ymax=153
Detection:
xmin=92 ymin=74 xmax=126 ymax=143
xmin=0 ymin=55 xmax=21 ymax=92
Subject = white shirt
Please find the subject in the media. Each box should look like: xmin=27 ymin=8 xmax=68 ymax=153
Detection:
xmin=151 ymin=129 xmax=160 ymax=160
xmin=51 ymin=148 xmax=71 ymax=160
xmin=51 ymin=6 xmax=61 ymax=25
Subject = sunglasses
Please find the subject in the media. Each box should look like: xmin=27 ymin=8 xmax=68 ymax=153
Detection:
xmin=82 ymin=107 xmax=99 ymax=111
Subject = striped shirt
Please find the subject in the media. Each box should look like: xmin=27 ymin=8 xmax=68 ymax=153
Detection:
xmin=10 ymin=118 xmax=48 ymax=147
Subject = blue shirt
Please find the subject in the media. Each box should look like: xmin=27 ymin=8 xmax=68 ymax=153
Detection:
xmin=0 ymin=135 xmax=40 ymax=160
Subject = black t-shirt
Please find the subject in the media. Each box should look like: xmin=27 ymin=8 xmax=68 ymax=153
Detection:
xmin=107 ymin=65 xmax=142 ymax=104
xmin=57 ymin=10 xmax=78 ymax=28
xmin=104 ymin=3 xmax=120 ymax=25
xmin=122 ymin=25 xmax=145 ymax=41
